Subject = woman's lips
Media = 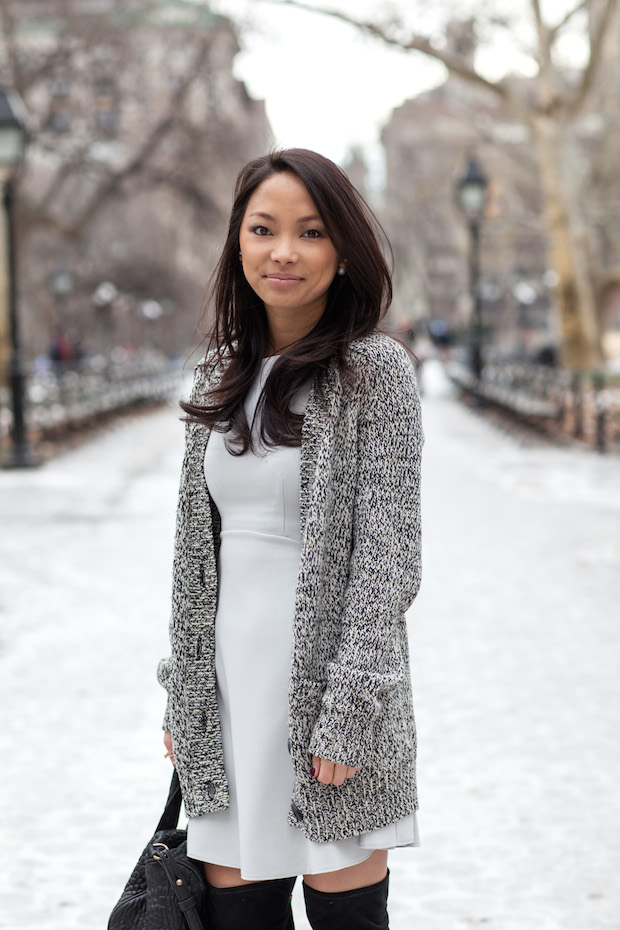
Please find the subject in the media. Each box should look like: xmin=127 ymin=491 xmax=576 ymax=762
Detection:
xmin=265 ymin=274 xmax=303 ymax=287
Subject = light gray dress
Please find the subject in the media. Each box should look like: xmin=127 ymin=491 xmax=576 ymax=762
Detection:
xmin=186 ymin=358 xmax=419 ymax=880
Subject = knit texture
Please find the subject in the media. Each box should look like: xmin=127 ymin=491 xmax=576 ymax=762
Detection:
xmin=157 ymin=332 xmax=423 ymax=843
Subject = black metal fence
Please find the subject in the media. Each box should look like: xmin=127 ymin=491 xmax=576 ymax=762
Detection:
xmin=0 ymin=353 xmax=183 ymax=442
xmin=447 ymin=360 xmax=620 ymax=453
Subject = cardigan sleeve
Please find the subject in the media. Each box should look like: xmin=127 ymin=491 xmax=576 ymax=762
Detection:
xmin=307 ymin=341 xmax=423 ymax=767
xmin=156 ymin=354 xmax=215 ymax=731
xmin=157 ymin=657 xmax=173 ymax=731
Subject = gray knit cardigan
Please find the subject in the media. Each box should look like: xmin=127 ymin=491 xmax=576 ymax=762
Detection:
xmin=157 ymin=332 xmax=423 ymax=843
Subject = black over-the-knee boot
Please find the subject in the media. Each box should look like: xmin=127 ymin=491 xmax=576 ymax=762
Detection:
xmin=207 ymin=875 xmax=296 ymax=930
xmin=303 ymin=872 xmax=389 ymax=930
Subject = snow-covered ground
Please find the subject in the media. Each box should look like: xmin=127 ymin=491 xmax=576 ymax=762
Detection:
xmin=1 ymin=361 xmax=619 ymax=930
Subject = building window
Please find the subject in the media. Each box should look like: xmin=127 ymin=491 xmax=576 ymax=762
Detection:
xmin=49 ymin=77 xmax=71 ymax=133
xmin=94 ymin=80 xmax=119 ymax=134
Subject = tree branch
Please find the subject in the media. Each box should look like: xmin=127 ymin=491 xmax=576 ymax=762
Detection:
xmin=530 ymin=0 xmax=556 ymax=111
xmin=17 ymin=46 xmax=77 ymax=96
xmin=567 ymin=0 xmax=619 ymax=116
xmin=25 ymin=36 xmax=213 ymax=237
xmin=67 ymin=115 xmax=176 ymax=236
xmin=530 ymin=0 xmax=545 ymax=34
xmin=0 ymin=0 xmax=22 ymax=87
xmin=548 ymin=0 xmax=589 ymax=38
xmin=140 ymin=169 xmax=220 ymax=225
xmin=26 ymin=148 xmax=91 ymax=221
xmin=261 ymin=0 xmax=531 ymax=121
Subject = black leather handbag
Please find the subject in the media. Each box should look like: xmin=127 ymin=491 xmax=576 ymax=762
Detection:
xmin=108 ymin=770 xmax=208 ymax=930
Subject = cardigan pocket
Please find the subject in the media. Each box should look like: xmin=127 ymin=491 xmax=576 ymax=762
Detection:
xmin=370 ymin=680 xmax=416 ymax=775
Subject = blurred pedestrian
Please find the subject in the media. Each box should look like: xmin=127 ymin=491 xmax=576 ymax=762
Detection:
xmin=49 ymin=332 xmax=75 ymax=370
xmin=408 ymin=325 xmax=435 ymax=396
xmin=157 ymin=148 xmax=423 ymax=929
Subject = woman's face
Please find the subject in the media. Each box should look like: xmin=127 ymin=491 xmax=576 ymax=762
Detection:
xmin=238 ymin=171 xmax=342 ymax=325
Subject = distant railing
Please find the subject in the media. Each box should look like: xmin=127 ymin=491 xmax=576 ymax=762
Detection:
xmin=594 ymin=385 xmax=620 ymax=453
xmin=447 ymin=360 xmax=620 ymax=453
xmin=0 ymin=353 xmax=183 ymax=441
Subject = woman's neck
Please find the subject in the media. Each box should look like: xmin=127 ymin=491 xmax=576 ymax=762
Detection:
xmin=264 ymin=301 xmax=325 ymax=355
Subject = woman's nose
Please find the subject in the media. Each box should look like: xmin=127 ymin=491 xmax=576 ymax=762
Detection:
xmin=270 ymin=237 xmax=298 ymax=263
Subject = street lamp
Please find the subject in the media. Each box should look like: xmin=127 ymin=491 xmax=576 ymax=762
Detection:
xmin=0 ymin=86 xmax=39 ymax=467
xmin=456 ymin=156 xmax=489 ymax=384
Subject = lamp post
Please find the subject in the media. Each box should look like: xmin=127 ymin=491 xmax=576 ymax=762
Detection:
xmin=456 ymin=156 xmax=489 ymax=384
xmin=0 ymin=86 xmax=39 ymax=467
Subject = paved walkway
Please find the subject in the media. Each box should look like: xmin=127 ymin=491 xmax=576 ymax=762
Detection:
xmin=1 ymin=361 xmax=619 ymax=929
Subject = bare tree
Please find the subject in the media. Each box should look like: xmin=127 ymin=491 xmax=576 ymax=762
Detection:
xmin=259 ymin=0 xmax=618 ymax=370
xmin=0 ymin=0 xmax=271 ymax=356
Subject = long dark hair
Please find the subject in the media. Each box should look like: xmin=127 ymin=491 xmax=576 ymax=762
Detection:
xmin=181 ymin=148 xmax=393 ymax=453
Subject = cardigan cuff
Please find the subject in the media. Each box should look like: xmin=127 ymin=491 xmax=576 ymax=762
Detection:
xmin=308 ymin=671 xmax=391 ymax=767
xmin=157 ymin=657 xmax=173 ymax=731
xmin=162 ymin=695 xmax=172 ymax=732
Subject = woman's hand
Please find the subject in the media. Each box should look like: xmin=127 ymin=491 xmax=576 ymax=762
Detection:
xmin=311 ymin=755 xmax=360 ymax=786
xmin=163 ymin=730 xmax=175 ymax=766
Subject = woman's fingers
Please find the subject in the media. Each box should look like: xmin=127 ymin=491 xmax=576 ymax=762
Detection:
xmin=331 ymin=764 xmax=347 ymax=786
xmin=163 ymin=730 xmax=175 ymax=766
xmin=312 ymin=756 xmax=333 ymax=784
xmin=311 ymin=756 xmax=360 ymax=785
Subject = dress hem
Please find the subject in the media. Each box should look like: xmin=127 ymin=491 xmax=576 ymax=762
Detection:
xmin=187 ymin=846 xmax=374 ymax=882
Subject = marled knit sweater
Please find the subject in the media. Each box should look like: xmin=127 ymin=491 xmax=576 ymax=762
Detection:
xmin=157 ymin=332 xmax=423 ymax=843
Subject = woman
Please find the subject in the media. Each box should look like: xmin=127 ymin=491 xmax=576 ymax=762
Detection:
xmin=158 ymin=148 xmax=423 ymax=929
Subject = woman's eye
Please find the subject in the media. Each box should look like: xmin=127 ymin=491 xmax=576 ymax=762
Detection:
xmin=302 ymin=229 xmax=323 ymax=239
xmin=251 ymin=225 xmax=271 ymax=236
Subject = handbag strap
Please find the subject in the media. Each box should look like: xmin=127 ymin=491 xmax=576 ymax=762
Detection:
xmin=154 ymin=848 xmax=205 ymax=930
xmin=155 ymin=769 xmax=183 ymax=832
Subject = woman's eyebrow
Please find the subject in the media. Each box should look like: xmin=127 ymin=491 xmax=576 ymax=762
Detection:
xmin=249 ymin=211 xmax=322 ymax=224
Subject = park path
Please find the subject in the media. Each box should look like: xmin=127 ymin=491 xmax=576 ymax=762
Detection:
xmin=1 ymin=361 xmax=619 ymax=929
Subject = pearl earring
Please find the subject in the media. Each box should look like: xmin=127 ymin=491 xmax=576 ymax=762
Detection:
xmin=337 ymin=265 xmax=346 ymax=276
xmin=239 ymin=251 xmax=243 ymax=262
